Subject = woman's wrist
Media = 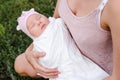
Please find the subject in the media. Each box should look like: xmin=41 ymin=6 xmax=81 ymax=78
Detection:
xmin=25 ymin=43 xmax=33 ymax=56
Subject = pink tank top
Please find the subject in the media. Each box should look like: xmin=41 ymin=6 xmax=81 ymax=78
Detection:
xmin=58 ymin=0 xmax=113 ymax=74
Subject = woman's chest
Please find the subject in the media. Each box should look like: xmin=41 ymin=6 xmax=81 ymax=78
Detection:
xmin=67 ymin=0 xmax=102 ymax=17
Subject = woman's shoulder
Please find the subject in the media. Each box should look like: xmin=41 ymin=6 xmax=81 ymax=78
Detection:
xmin=105 ymin=0 xmax=120 ymax=28
xmin=103 ymin=0 xmax=120 ymax=22
xmin=101 ymin=0 xmax=120 ymax=30
xmin=106 ymin=0 xmax=120 ymax=12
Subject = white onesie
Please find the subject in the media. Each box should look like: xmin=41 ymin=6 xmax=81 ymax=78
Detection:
xmin=33 ymin=17 xmax=109 ymax=80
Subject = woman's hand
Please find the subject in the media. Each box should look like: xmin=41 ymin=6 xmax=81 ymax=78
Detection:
xmin=25 ymin=43 xmax=60 ymax=79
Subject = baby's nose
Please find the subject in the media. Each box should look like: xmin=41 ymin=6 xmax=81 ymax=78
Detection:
xmin=36 ymin=20 xmax=41 ymax=25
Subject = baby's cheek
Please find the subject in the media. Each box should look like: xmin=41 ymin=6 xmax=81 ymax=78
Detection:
xmin=35 ymin=29 xmax=42 ymax=37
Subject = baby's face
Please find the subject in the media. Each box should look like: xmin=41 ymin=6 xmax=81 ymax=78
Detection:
xmin=27 ymin=13 xmax=50 ymax=37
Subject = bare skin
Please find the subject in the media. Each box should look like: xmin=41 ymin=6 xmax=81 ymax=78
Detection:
xmin=14 ymin=43 xmax=59 ymax=79
xmin=14 ymin=0 xmax=120 ymax=79
xmin=14 ymin=13 xmax=60 ymax=78
xmin=54 ymin=0 xmax=120 ymax=79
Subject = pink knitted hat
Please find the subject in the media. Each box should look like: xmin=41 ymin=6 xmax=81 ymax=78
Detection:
xmin=16 ymin=8 xmax=39 ymax=39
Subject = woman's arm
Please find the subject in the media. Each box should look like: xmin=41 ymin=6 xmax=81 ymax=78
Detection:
xmin=105 ymin=0 xmax=120 ymax=79
xmin=24 ymin=0 xmax=62 ymax=78
xmin=24 ymin=43 xmax=59 ymax=78
xmin=53 ymin=0 xmax=61 ymax=18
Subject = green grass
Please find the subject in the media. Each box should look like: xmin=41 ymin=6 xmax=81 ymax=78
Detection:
xmin=0 ymin=0 xmax=56 ymax=80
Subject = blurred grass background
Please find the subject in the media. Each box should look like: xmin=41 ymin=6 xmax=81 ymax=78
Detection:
xmin=0 ymin=0 xmax=56 ymax=80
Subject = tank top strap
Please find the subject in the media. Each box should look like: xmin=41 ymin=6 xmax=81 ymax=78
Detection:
xmin=98 ymin=0 xmax=108 ymax=10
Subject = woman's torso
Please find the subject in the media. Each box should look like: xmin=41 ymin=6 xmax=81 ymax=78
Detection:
xmin=34 ymin=18 xmax=109 ymax=80
xmin=58 ymin=0 xmax=113 ymax=74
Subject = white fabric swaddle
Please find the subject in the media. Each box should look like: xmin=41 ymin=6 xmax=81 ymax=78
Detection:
xmin=33 ymin=17 xmax=109 ymax=80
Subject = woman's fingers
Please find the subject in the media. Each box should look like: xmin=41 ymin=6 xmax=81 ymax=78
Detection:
xmin=36 ymin=64 xmax=59 ymax=73
xmin=34 ymin=63 xmax=59 ymax=78
xmin=32 ymin=60 xmax=59 ymax=78
xmin=25 ymin=43 xmax=60 ymax=78
xmin=37 ymin=72 xmax=59 ymax=79
xmin=33 ymin=51 xmax=46 ymax=58
xmin=26 ymin=51 xmax=59 ymax=78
